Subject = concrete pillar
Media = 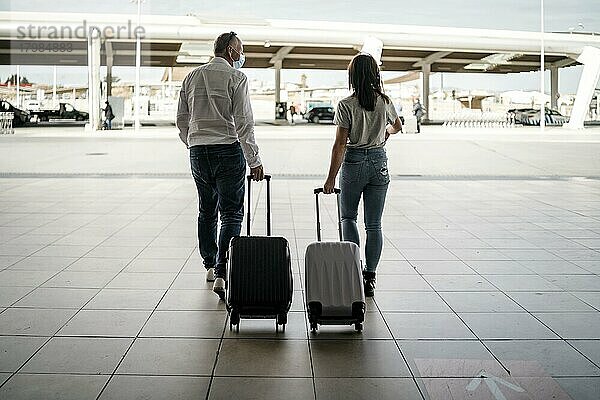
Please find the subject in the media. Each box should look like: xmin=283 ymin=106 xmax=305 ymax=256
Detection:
xmin=16 ymin=65 xmax=20 ymax=108
xmin=106 ymin=41 xmax=113 ymax=97
xmin=168 ymin=66 xmax=173 ymax=97
xmin=597 ymin=90 xmax=600 ymax=121
xmin=86 ymin=28 xmax=102 ymax=131
xmin=550 ymin=66 xmax=559 ymax=110
xmin=52 ymin=66 xmax=57 ymax=107
xmin=421 ymin=63 xmax=430 ymax=122
xmin=134 ymin=29 xmax=141 ymax=130
xmin=565 ymin=46 xmax=600 ymax=130
xmin=274 ymin=60 xmax=282 ymax=103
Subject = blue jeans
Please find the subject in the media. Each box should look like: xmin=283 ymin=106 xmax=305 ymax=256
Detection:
xmin=190 ymin=142 xmax=246 ymax=278
xmin=340 ymin=147 xmax=389 ymax=273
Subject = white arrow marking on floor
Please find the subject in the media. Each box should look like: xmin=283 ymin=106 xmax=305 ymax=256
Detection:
xmin=466 ymin=369 xmax=525 ymax=400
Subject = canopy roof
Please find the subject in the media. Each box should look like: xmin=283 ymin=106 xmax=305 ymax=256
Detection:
xmin=2 ymin=12 xmax=599 ymax=72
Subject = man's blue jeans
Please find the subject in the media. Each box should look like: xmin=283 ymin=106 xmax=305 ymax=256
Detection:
xmin=190 ymin=142 xmax=245 ymax=279
xmin=340 ymin=147 xmax=389 ymax=273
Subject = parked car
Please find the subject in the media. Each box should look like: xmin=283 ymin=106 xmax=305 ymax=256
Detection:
xmin=507 ymin=108 xmax=536 ymax=124
xmin=30 ymin=102 xmax=88 ymax=123
xmin=305 ymin=106 xmax=334 ymax=123
xmin=0 ymin=99 xmax=30 ymax=127
xmin=524 ymin=108 xmax=569 ymax=126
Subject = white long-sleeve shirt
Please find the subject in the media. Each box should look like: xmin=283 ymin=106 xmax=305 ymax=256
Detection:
xmin=176 ymin=57 xmax=261 ymax=168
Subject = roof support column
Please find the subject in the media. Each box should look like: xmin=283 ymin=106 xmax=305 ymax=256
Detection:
xmin=421 ymin=63 xmax=431 ymax=122
xmin=133 ymin=0 xmax=142 ymax=131
xmin=106 ymin=40 xmax=113 ymax=98
xmin=274 ymin=60 xmax=282 ymax=103
xmin=550 ymin=66 xmax=558 ymax=110
xmin=52 ymin=66 xmax=57 ymax=107
xmin=86 ymin=28 xmax=101 ymax=131
xmin=565 ymin=46 xmax=600 ymax=130
xmin=15 ymin=65 xmax=20 ymax=108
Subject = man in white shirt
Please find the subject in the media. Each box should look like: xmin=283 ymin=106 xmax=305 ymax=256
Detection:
xmin=177 ymin=31 xmax=264 ymax=300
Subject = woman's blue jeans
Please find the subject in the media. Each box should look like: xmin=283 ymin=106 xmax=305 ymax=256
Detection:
xmin=340 ymin=147 xmax=389 ymax=273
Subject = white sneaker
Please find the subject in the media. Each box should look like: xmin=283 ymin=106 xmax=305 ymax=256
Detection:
xmin=206 ymin=267 xmax=215 ymax=282
xmin=213 ymin=277 xmax=226 ymax=301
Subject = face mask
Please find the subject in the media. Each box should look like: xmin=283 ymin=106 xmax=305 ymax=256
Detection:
xmin=233 ymin=52 xmax=245 ymax=69
xmin=229 ymin=46 xmax=245 ymax=69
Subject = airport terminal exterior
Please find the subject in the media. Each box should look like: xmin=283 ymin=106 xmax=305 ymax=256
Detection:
xmin=1 ymin=6 xmax=600 ymax=400
xmin=1 ymin=11 xmax=600 ymax=130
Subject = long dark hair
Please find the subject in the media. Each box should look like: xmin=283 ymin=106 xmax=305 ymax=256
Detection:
xmin=348 ymin=54 xmax=390 ymax=111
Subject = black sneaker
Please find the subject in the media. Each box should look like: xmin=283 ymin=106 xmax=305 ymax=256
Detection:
xmin=213 ymin=277 xmax=226 ymax=301
xmin=363 ymin=271 xmax=376 ymax=297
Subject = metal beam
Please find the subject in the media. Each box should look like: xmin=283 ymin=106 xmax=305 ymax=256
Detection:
xmin=551 ymin=57 xmax=577 ymax=68
xmin=413 ymin=51 xmax=451 ymax=67
xmin=269 ymin=46 xmax=294 ymax=64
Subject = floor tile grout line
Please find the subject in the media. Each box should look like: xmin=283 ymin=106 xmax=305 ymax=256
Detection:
xmin=0 ymin=335 xmax=54 ymax=390
xmin=288 ymin=183 xmax=317 ymax=400
xmin=427 ymin=255 xmax=595 ymax=376
xmin=0 ymin=185 xmax=173 ymax=389
xmin=93 ymin=187 xmax=198 ymax=400
xmin=476 ymin=270 xmax=600 ymax=372
xmin=204 ymin=315 xmax=229 ymax=400
xmin=290 ymin=181 xmax=600 ymax=392
xmin=0 ymin=197 xmax=69 ymax=264
xmin=1 ymin=225 xmax=98 ymax=307
xmin=387 ymin=216 xmax=516 ymax=376
xmin=502 ymin=191 xmax=600 ymax=263
xmin=407 ymin=260 xmax=517 ymax=377
xmin=1 ymin=184 xmax=184 ymax=392
xmin=3 ymin=180 xmax=187 ymax=394
xmin=362 ymin=210 xmax=436 ymax=399
xmin=1 ymin=182 xmax=185 ymax=309
xmin=1 ymin=178 xmax=600 ymax=397
xmin=397 ymin=210 xmax=600 ymax=376
xmin=569 ymin=293 xmax=600 ymax=313
xmin=373 ymin=296 xmax=426 ymax=400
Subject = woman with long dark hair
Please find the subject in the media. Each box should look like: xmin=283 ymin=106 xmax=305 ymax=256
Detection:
xmin=323 ymin=53 xmax=403 ymax=297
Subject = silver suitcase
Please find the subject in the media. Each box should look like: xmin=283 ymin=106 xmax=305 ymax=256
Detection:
xmin=305 ymin=188 xmax=366 ymax=333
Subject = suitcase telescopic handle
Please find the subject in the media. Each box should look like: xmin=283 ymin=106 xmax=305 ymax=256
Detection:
xmin=313 ymin=187 xmax=343 ymax=242
xmin=246 ymin=174 xmax=272 ymax=236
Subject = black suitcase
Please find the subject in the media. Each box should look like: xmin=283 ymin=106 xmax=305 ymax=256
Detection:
xmin=226 ymin=175 xmax=293 ymax=332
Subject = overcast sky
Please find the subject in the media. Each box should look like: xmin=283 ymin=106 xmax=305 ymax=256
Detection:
xmin=5 ymin=0 xmax=599 ymax=32
xmin=2 ymin=0 xmax=599 ymax=93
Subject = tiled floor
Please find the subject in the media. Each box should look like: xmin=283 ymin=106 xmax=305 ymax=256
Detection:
xmin=0 ymin=177 xmax=599 ymax=399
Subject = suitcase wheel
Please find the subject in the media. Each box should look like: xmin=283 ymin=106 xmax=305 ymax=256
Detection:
xmin=229 ymin=312 xmax=240 ymax=332
xmin=275 ymin=321 xmax=286 ymax=333
xmin=354 ymin=322 xmax=363 ymax=332
xmin=275 ymin=314 xmax=287 ymax=333
xmin=310 ymin=322 xmax=318 ymax=333
xmin=276 ymin=313 xmax=287 ymax=325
